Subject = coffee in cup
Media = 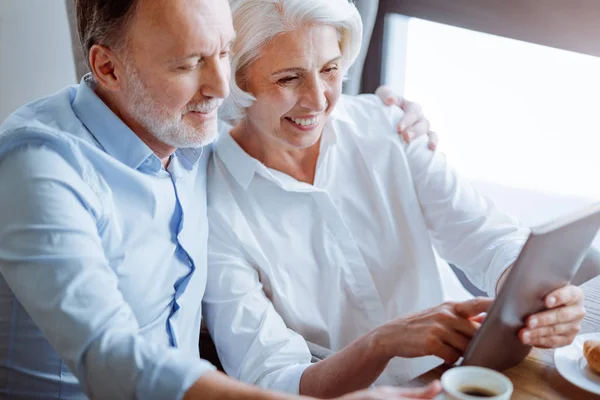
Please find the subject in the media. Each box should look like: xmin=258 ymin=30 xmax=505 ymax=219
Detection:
xmin=441 ymin=366 xmax=513 ymax=400
xmin=458 ymin=386 xmax=499 ymax=397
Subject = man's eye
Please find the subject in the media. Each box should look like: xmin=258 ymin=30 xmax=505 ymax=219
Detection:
xmin=323 ymin=66 xmax=339 ymax=74
xmin=278 ymin=76 xmax=298 ymax=85
xmin=178 ymin=63 xmax=198 ymax=71
xmin=220 ymin=50 xmax=230 ymax=59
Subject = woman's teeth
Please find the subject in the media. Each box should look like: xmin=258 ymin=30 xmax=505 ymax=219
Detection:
xmin=289 ymin=117 xmax=318 ymax=126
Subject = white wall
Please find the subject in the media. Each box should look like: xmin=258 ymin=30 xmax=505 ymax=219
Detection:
xmin=0 ymin=0 xmax=76 ymax=123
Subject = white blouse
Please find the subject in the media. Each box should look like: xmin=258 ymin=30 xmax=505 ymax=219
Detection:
xmin=203 ymin=94 xmax=530 ymax=390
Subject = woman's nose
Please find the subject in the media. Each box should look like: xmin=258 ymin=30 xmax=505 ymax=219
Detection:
xmin=301 ymin=77 xmax=327 ymax=111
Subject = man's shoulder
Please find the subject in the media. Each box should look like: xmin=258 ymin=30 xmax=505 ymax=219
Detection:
xmin=0 ymin=86 xmax=102 ymax=173
xmin=2 ymin=85 xmax=73 ymax=130
xmin=0 ymin=85 xmax=98 ymax=152
xmin=0 ymin=89 xmax=109 ymax=212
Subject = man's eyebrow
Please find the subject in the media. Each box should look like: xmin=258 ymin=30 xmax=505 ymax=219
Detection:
xmin=171 ymin=53 xmax=201 ymax=63
xmin=170 ymin=35 xmax=237 ymax=64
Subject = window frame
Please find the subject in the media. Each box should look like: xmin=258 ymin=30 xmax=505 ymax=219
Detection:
xmin=362 ymin=0 xmax=600 ymax=92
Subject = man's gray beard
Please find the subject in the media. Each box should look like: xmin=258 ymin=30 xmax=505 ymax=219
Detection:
xmin=125 ymin=65 xmax=220 ymax=148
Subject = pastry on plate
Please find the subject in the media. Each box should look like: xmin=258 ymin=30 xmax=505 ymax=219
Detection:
xmin=583 ymin=339 xmax=600 ymax=374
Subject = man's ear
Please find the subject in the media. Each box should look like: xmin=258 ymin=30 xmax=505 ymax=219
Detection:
xmin=89 ymin=44 xmax=127 ymax=92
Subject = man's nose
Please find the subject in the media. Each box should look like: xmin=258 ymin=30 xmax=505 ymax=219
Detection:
xmin=202 ymin=59 xmax=230 ymax=100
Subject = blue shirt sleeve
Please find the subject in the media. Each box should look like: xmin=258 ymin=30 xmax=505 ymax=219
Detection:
xmin=0 ymin=143 xmax=215 ymax=400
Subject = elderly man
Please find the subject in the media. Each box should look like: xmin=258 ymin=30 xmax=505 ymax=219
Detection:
xmin=0 ymin=0 xmax=438 ymax=399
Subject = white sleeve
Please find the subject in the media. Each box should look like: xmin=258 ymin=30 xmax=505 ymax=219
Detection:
xmin=202 ymin=207 xmax=312 ymax=394
xmin=384 ymin=106 xmax=531 ymax=296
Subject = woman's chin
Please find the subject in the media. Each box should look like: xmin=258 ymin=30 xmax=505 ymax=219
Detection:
xmin=282 ymin=130 xmax=322 ymax=150
xmin=281 ymin=120 xmax=324 ymax=149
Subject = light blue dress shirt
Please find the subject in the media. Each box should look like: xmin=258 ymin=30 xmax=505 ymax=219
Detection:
xmin=0 ymin=75 xmax=215 ymax=399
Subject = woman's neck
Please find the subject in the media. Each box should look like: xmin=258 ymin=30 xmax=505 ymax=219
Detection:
xmin=230 ymin=119 xmax=321 ymax=185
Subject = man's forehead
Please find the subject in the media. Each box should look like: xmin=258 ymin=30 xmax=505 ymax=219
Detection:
xmin=133 ymin=0 xmax=232 ymax=36
xmin=130 ymin=0 xmax=234 ymax=55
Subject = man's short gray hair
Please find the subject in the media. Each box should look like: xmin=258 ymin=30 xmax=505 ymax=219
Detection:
xmin=75 ymin=0 xmax=140 ymax=71
xmin=221 ymin=0 xmax=363 ymax=122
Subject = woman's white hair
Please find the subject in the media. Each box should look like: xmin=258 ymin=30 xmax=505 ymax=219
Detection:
xmin=221 ymin=0 xmax=363 ymax=122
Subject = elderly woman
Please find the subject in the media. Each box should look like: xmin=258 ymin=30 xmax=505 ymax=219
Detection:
xmin=203 ymin=0 xmax=585 ymax=397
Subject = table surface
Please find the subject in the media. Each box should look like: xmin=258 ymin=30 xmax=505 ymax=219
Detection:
xmin=408 ymin=275 xmax=600 ymax=399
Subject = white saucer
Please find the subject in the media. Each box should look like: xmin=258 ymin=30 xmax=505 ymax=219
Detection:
xmin=554 ymin=332 xmax=600 ymax=395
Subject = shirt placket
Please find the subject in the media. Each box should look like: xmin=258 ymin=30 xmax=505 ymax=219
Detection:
xmin=164 ymin=159 xmax=196 ymax=348
xmin=311 ymin=190 xmax=388 ymax=327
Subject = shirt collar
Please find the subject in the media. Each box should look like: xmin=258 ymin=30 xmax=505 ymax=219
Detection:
xmin=71 ymin=74 xmax=205 ymax=170
xmin=214 ymin=121 xmax=262 ymax=189
xmin=321 ymin=96 xmax=357 ymax=148
xmin=71 ymin=74 xmax=154 ymax=170
xmin=215 ymin=99 xmax=357 ymax=190
xmin=328 ymin=96 xmax=356 ymax=126
xmin=216 ymin=129 xmax=321 ymax=193
xmin=176 ymin=147 xmax=203 ymax=166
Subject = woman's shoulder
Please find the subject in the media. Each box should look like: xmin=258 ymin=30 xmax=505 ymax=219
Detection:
xmin=335 ymin=93 xmax=387 ymax=119
xmin=332 ymin=94 xmax=405 ymax=141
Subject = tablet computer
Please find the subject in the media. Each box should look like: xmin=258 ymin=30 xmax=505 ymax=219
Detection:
xmin=462 ymin=202 xmax=600 ymax=371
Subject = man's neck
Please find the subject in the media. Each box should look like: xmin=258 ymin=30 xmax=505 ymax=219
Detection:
xmin=94 ymin=86 xmax=175 ymax=168
xmin=231 ymin=119 xmax=321 ymax=185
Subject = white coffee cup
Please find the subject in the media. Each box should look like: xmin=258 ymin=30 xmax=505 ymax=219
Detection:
xmin=440 ymin=366 xmax=513 ymax=399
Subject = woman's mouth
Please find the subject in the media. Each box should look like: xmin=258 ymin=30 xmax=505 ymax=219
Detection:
xmin=285 ymin=116 xmax=319 ymax=130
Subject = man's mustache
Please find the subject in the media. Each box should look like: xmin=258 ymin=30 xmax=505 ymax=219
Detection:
xmin=185 ymin=99 xmax=223 ymax=114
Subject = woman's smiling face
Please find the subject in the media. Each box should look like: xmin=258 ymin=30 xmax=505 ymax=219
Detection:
xmin=241 ymin=24 xmax=343 ymax=150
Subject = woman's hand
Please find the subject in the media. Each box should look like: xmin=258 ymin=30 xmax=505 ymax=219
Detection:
xmin=336 ymin=381 xmax=442 ymax=400
xmin=519 ymin=284 xmax=585 ymax=348
xmin=375 ymin=85 xmax=438 ymax=150
xmin=373 ymin=298 xmax=493 ymax=365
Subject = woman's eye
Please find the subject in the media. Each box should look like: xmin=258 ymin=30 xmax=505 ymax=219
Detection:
xmin=323 ymin=66 xmax=338 ymax=74
xmin=220 ymin=49 xmax=230 ymax=59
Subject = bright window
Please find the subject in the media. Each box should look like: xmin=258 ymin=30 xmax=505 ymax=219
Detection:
xmin=385 ymin=16 xmax=600 ymax=203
